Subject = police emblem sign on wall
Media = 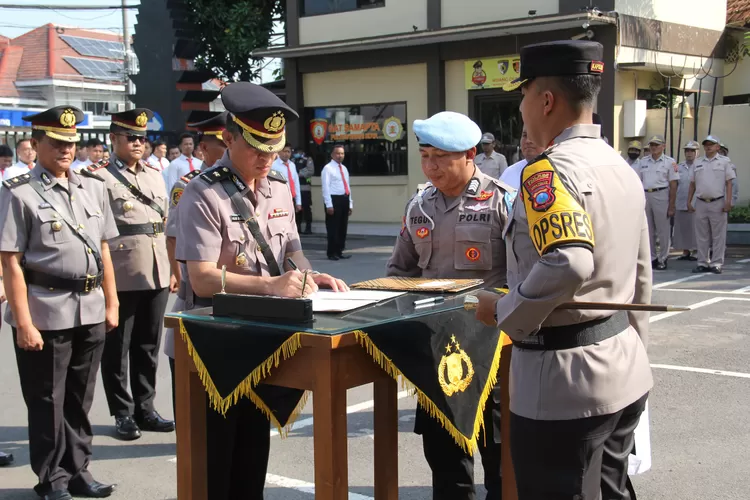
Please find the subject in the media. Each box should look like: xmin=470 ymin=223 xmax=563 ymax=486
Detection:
xmin=382 ymin=116 xmax=403 ymax=142
xmin=310 ymin=118 xmax=328 ymax=145
xmin=465 ymin=55 xmax=521 ymax=89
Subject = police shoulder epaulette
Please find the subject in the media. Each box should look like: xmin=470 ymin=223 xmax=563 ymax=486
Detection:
xmin=490 ymin=177 xmax=514 ymax=194
xmin=199 ymin=166 xmax=231 ymax=184
xmin=267 ymin=169 xmax=287 ymax=183
xmin=142 ymin=160 xmax=159 ymax=171
xmin=2 ymin=173 xmax=31 ymax=189
xmin=79 ymin=168 xmax=105 ymax=182
xmin=87 ymin=160 xmax=109 ymax=172
xmin=180 ymin=170 xmax=201 ymax=184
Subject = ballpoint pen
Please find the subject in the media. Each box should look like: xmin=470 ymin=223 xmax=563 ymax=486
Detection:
xmin=413 ymin=296 xmax=445 ymax=307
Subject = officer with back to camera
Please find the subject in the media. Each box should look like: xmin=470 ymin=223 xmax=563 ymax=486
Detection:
xmin=474 ymin=40 xmax=653 ymax=500
xmin=387 ymin=110 xmax=513 ymax=500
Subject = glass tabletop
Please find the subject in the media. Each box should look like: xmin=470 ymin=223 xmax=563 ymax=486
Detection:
xmin=169 ymin=288 xmax=483 ymax=335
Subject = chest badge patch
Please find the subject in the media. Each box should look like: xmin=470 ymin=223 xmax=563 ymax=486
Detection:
xmin=473 ymin=190 xmax=494 ymax=201
xmin=464 ymin=203 xmax=489 ymax=212
xmin=465 ymin=247 xmax=481 ymax=261
xmin=523 ymin=170 xmax=556 ymax=212
xmin=416 ymin=227 xmax=429 ymax=239
xmin=170 ymin=187 xmax=183 ymax=206
xmin=268 ymin=208 xmax=289 ymax=219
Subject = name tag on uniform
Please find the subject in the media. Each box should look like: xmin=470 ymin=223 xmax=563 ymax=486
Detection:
xmin=38 ymin=202 xmax=52 ymax=209
xmin=268 ymin=208 xmax=289 ymax=219
xmin=231 ymin=214 xmax=244 ymax=222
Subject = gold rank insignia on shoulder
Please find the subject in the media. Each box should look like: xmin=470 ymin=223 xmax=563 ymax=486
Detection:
xmin=438 ymin=334 xmax=474 ymax=397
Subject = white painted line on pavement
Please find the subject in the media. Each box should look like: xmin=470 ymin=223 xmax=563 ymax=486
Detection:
xmin=266 ymin=473 xmax=374 ymax=499
xmin=655 ymin=287 xmax=750 ymax=296
xmin=650 ymin=364 xmax=750 ymax=379
xmin=653 ymin=275 xmax=706 ymax=289
xmin=737 ymin=258 xmax=750 ymax=263
xmin=270 ymin=389 xmax=410 ymax=437
xmin=730 ymin=284 xmax=750 ymax=293
xmin=649 ymin=296 xmax=724 ymax=323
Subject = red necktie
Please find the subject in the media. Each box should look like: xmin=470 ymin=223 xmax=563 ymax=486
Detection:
xmin=284 ymin=162 xmax=296 ymax=199
xmin=338 ymin=163 xmax=350 ymax=196
xmin=26 ymin=163 xmax=32 ymax=169
xmin=187 ymin=157 xmax=195 ymax=171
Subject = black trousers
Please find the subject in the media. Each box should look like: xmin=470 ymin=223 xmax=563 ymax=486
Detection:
xmin=416 ymin=383 xmax=502 ymax=500
xmin=326 ymin=194 xmax=350 ymax=257
xmin=206 ymin=396 xmax=271 ymax=500
xmin=13 ymin=323 xmax=105 ymax=495
xmin=299 ymin=190 xmax=313 ymax=231
xmin=101 ymin=287 xmax=170 ymax=417
xmin=510 ymin=393 xmax=648 ymax=500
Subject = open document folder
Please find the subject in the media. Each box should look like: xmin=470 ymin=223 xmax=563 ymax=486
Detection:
xmin=311 ymin=289 xmax=406 ymax=313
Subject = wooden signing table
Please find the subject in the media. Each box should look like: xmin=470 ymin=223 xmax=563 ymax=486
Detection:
xmin=164 ymin=292 xmax=516 ymax=500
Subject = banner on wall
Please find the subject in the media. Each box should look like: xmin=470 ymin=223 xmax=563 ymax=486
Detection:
xmin=465 ymin=55 xmax=521 ymax=90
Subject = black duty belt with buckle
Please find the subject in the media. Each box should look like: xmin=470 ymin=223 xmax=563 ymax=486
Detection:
xmin=25 ymin=269 xmax=104 ymax=293
xmin=698 ymin=196 xmax=724 ymax=203
xmin=645 ymin=187 xmax=667 ymax=193
xmin=116 ymin=222 xmax=165 ymax=236
xmin=513 ymin=311 xmax=629 ymax=351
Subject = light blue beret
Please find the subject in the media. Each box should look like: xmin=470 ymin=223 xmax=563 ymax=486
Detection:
xmin=413 ymin=111 xmax=482 ymax=152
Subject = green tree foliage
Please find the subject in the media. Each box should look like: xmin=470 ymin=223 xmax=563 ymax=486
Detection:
xmin=183 ymin=0 xmax=284 ymax=82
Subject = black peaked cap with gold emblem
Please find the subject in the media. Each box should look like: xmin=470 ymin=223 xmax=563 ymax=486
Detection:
xmin=108 ymin=108 xmax=154 ymax=136
xmin=503 ymin=40 xmax=604 ymax=91
xmin=188 ymin=111 xmax=229 ymax=141
xmin=22 ymin=105 xmax=85 ymax=143
xmin=220 ymin=82 xmax=299 ymax=154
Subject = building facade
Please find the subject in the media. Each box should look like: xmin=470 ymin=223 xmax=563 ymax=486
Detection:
xmin=256 ymin=0 xmax=731 ymax=225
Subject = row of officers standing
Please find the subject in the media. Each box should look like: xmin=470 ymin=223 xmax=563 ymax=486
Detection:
xmin=627 ymin=135 xmax=737 ymax=273
xmin=1 ymin=40 xmax=653 ymax=500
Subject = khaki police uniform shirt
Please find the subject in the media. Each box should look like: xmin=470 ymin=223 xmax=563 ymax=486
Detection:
xmin=474 ymin=151 xmax=508 ymax=179
xmin=498 ymin=124 xmax=653 ymax=421
xmin=689 ymin=154 xmax=736 ymax=200
xmin=93 ymin=157 xmax=170 ymax=291
xmin=676 ymin=160 xmax=695 ymax=210
xmin=0 ymin=165 xmax=119 ymax=330
xmin=636 ymin=153 xmax=679 ymax=189
xmin=175 ymin=152 xmax=302 ymax=304
xmin=386 ymin=169 xmax=512 ymax=288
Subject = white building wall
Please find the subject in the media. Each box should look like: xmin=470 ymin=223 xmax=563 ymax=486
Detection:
xmin=614 ymin=0 xmax=727 ymax=31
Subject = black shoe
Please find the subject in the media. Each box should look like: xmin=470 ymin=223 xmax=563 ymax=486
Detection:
xmin=651 ymin=259 xmax=658 ymax=269
xmin=0 ymin=451 xmax=13 ymax=466
xmin=42 ymin=490 xmax=72 ymax=500
xmin=709 ymin=266 xmax=722 ymax=274
xmin=327 ymin=255 xmax=339 ymax=261
xmin=337 ymin=254 xmax=352 ymax=260
xmin=114 ymin=416 xmax=141 ymax=441
xmin=676 ymin=254 xmax=691 ymax=261
xmin=135 ymin=410 xmax=175 ymax=433
xmin=655 ymin=261 xmax=667 ymax=270
xmin=68 ymin=480 xmax=116 ymax=498
xmin=692 ymin=265 xmax=710 ymax=273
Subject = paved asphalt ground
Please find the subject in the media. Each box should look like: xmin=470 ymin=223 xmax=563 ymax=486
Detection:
xmin=1 ymin=234 xmax=749 ymax=499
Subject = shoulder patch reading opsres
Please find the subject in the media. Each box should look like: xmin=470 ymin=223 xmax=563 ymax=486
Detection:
xmin=521 ymin=157 xmax=594 ymax=255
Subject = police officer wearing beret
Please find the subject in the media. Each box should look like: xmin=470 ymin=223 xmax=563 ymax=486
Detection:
xmin=175 ymin=82 xmax=348 ymax=500
xmin=387 ymin=111 xmax=513 ymax=500
xmin=474 ymin=41 xmax=652 ymax=500
xmin=92 ymin=108 xmax=175 ymax=440
xmin=163 ymin=111 xmax=228 ymax=414
xmin=0 ymin=106 xmax=119 ymax=499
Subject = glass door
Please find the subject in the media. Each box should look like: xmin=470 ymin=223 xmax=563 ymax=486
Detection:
xmin=470 ymin=90 xmax=523 ymax=164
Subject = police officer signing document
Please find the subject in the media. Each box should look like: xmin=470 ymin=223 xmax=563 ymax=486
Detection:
xmin=91 ymin=109 xmax=175 ymax=441
xmin=387 ymin=111 xmax=513 ymax=499
xmin=475 ymin=41 xmax=653 ymax=500
xmin=0 ymin=106 xmax=119 ymax=499
xmin=175 ymin=82 xmax=348 ymax=500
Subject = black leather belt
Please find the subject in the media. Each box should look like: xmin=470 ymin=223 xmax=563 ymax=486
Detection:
xmin=25 ymin=269 xmax=103 ymax=293
xmin=514 ymin=311 xmax=629 ymax=350
xmin=116 ymin=222 xmax=165 ymax=235
xmin=645 ymin=187 xmax=667 ymax=193
xmin=698 ymin=196 xmax=724 ymax=203
xmin=193 ymin=295 xmax=213 ymax=308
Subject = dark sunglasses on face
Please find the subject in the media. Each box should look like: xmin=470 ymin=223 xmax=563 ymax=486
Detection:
xmin=117 ymin=133 xmax=146 ymax=143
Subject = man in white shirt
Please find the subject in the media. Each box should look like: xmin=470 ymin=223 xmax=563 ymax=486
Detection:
xmin=86 ymin=138 xmax=104 ymax=165
xmin=474 ymin=132 xmax=508 ymax=178
xmin=4 ymin=138 xmax=36 ymax=179
xmin=147 ymin=139 xmax=170 ymax=171
xmin=321 ymin=145 xmax=353 ymax=260
xmin=272 ymin=144 xmax=302 ymax=213
xmin=70 ymin=139 xmax=90 ymax=170
xmin=163 ymin=133 xmax=203 ymax=194
xmin=0 ymin=144 xmax=13 ymax=180
xmin=500 ymin=125 xmax=544 ymax=190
